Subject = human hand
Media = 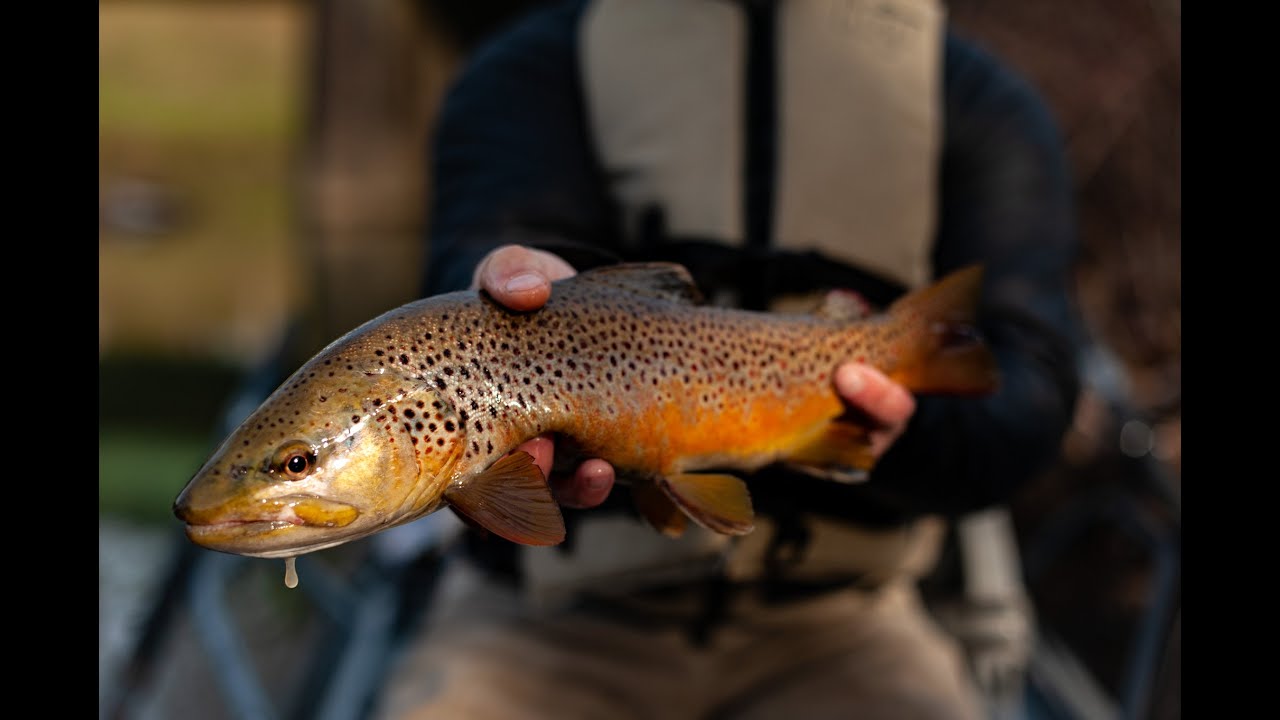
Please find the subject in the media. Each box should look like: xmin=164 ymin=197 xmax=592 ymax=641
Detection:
xmin=470 ymin=245 xmax=616 ymax=508
xmin=833 ymin=364 xmax=916 ymax=462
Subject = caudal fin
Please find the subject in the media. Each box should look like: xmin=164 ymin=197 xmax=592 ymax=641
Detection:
xmin=882 ymin=265 xmax=999 ymax=395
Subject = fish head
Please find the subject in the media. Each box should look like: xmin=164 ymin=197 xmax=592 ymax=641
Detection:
xmin=173 ymin=367 xmax=466 ymax=558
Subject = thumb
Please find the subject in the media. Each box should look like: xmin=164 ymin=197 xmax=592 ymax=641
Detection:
xmin=472 ymin=245 xmax=577 ymax=312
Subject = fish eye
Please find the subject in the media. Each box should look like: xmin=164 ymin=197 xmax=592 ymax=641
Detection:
xmin=273 ymin=442 xmax=315 ymax=481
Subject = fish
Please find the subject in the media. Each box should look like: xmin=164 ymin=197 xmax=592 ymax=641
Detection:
xmin=173 ymin=262 xmax=997 ymax=562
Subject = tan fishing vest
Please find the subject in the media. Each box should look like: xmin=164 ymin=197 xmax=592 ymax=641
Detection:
xmin=524 ymin=0 xmax=947 ymax=604
xmin=581 ymin=0 xmax=943 ymax=289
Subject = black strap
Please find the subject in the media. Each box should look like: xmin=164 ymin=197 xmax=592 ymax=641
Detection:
xmin=631 ymin=237 xmax=909 ymax=310
xmin=741 ymin=0 xmax=779 ymax=258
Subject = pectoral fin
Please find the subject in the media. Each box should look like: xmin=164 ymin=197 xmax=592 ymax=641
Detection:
xmin=632 ymin=480 xmax=688 ymax=538
xmin=444 ymin=451 xmax=566 ymax=546
xmin=785 ymin=421 xmax=876 ymax=483
xmin=658 ymin=473 xmax=755 ymax=535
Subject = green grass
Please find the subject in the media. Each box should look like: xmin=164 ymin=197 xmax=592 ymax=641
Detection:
xmin=99 ymin=352 xmax=248 ymax=526
xmin=100 ymin=428 xmax=217 ymax=527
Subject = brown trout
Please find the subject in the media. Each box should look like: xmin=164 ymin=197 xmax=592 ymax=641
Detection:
xmin=173 ymin=263 xmax=997 ymax=560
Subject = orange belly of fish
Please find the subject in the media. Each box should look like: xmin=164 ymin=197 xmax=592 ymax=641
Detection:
xmin=562 ymin=374 xmax=843 ymax=476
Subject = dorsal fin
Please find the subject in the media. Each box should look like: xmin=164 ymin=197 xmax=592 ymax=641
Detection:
xmin=571 ymin=262 xmax=704 ymax=304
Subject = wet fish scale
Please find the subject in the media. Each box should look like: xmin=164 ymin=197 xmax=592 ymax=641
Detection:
xmin=174 ymin=263 xmax=997 ymax=559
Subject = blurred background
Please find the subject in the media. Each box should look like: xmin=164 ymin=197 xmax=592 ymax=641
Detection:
xmin=99 ymin=1 xmax=1179 ymax=718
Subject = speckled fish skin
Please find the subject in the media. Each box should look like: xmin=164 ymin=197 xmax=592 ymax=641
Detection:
xmin=173 ymin=263 xmax=996 ymax=558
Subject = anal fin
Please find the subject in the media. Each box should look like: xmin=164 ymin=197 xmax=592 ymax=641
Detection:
xmin=658 ymin=473 xmax=754 ymax=536
xmin=786 ymin=421 xmax=876 ymax=484
xmin=444 ymin=451 xmax=566 ymax=546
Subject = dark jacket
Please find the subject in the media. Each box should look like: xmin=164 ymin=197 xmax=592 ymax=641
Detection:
xmin=421 ymin=0 xmax=1082 ymax=530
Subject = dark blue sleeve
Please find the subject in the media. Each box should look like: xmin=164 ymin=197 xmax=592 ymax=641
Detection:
xmin=865 ymin=33 xmax=1084 ymax=515
xmin=422 ymin=0 xmax=621 ymax=295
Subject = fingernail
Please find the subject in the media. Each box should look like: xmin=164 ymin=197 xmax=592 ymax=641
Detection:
xmin=504 ymin=272 xmax=544 ymax=294
xmin=579 ymin=460 xmax=612 ymax=491
xmin=839 ymin=366 xmax=865 ymax=394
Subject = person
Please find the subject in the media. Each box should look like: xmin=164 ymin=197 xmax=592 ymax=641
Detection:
xmin=375 ymin=0 xmax=1081 ymax=718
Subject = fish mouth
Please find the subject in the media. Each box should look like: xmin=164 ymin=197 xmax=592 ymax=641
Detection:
xmin=177 ymin=495 xmax=362 ymax=558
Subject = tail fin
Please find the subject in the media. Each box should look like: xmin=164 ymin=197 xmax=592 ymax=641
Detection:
xmin=882 ymin=265 xmax=999 ymax=395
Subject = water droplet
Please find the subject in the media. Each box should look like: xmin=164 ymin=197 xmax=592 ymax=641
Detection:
xmin=284 ymin=557 xmax=299 ymax=589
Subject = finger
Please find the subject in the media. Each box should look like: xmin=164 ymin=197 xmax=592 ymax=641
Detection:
xmin=471 ymin=245 xmax=577 ymax=311
xmin=514 ymin=434 xmax=555 ymax=480
xmin=551 ymin=458 xmax=616 ymax=509
xmin=834 ymin=363 xmax=916 ymax=428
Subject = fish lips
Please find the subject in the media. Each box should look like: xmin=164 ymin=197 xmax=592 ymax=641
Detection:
xmin=176 ymin=494 xmax=361 ymax=558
